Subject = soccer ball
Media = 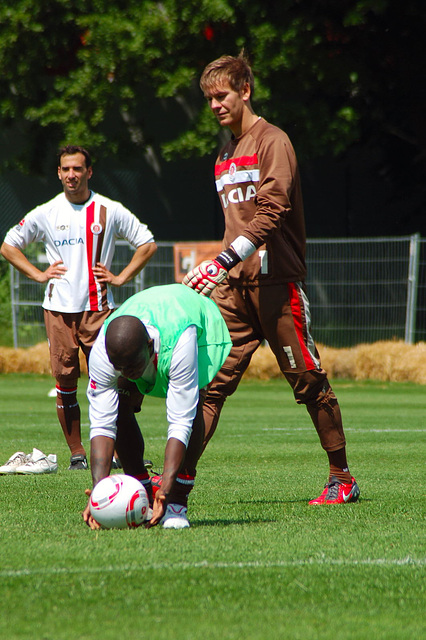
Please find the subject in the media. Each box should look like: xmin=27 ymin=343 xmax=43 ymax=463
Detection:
xmin=89 ymin=474 xmax=149 ymax=529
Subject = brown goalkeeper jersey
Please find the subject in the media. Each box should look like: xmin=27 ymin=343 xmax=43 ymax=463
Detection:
xmin=215 ymin=117 xmax=307 ymax=285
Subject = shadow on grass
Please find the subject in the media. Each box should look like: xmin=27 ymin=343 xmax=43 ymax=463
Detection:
xmin=232 ymin=497 xmax=313 ymax=505
xmin=191 ymin=517 xmax=277 ymax=527
xmin=191 ymin=497 xmax=367 ymax=527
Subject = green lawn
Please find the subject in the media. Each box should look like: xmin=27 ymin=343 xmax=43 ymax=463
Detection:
xmin=0 ymin=374 xmax=424 ymax=640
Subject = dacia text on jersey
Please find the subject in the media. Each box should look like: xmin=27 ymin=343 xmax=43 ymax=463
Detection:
xmin=215 ymin=159 xmax=259 ymax=210
xmin=54 ymin=238 xmax=85 ymax=246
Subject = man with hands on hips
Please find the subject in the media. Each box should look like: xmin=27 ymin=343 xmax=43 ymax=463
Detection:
xmin=1 ymin=145 xmax=156 ymax=471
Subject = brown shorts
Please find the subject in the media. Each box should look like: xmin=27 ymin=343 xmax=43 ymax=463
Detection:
xmin=209 ymin=282 xmax=329 ymax=401
xmin=207 ymin=282 xmax=345 ymax=451
xmin=212 ymin=281 xmax=321 ymax=374
xmin=44 ymin=308 xmax=113 ymax=386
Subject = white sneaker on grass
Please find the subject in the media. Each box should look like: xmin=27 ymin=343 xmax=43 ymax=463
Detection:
xmin=161 ymin=503 xmax=190 ymax=529
xmin=0 ymin=451 xmax=29 ymax=474
xmin=15 ymin=448 xmax=57 ymax=475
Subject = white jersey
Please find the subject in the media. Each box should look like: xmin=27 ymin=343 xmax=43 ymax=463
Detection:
xmin=3 ymin=191 xmax=155 ymax=312
xmin=87 ymin=325 xmax=199 ymax=447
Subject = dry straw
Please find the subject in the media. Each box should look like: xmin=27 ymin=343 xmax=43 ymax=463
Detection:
xmin=0 ymin=340 xmax=425 ymax=384
xmin=0 ymin=343 xmax=88 ymax=375
xmin=240 ymin=340 xmax=426 ymax=385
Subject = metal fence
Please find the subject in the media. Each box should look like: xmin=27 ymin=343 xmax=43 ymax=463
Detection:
xmin=305 ymin=235 xmax=425 ymax=346
xmin=8 ymin=235 xmax=426 ymax=348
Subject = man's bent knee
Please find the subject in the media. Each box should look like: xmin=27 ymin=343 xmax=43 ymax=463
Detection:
xmin=285 ymin=369 xmax=330 ymax=406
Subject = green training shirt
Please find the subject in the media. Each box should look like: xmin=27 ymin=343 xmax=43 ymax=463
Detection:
xmin=104 ymin=284 xmax=231 ymax=397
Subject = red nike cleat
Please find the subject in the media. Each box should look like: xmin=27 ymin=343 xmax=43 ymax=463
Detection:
xmin=151 ymin=474 xmax=162 ymax=498
xmin=309 ymin=476 xmax=360 ymax=504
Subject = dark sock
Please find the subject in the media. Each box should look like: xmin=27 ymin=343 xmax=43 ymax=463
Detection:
xmin=56 ymin=386 xmax=85 ymax=456
xmin=327 ymin=448 xmax=352 ymax=483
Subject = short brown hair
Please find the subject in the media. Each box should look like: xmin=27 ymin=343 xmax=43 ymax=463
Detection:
xmin=200 ymin=54 xmax=254 ymax=97
xmin=57 ymin=145 xmax=92 ymax=168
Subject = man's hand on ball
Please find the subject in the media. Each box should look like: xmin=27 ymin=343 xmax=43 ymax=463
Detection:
xmin=82 ymin=488 xmax=101 ymax=530
xmin=182 ymin=259 xmax=228 ymax=297
xmin=145 ymin=492 xmax=167 ymax=528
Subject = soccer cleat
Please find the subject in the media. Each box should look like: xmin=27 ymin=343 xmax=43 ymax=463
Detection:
xmin=151 ymin=474 xmax=162 ymax=498
xmin=16 ymin=448 xmax=58 ymax=475
xmin=309 ymin=476 xmax=360 ymax=505
xmin=111 ymin=456 xmax=122 ymax=470
xmin=68 ymin=454 xmax=88 ymax=471
xmin=161 ymin=503 xmax=190 ymax=529
xmin=0 ymin=451 xmax=30 ymax=474
xmin=111 ymin=457 xmax=151 ymax=470
xmin=309 ymin=483 xmax=330 ymax=505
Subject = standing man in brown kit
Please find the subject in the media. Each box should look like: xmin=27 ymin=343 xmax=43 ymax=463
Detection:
xmin=183 ymin=54 xmax=360 ymax=504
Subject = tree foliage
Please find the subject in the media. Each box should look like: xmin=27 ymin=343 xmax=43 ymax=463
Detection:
xmin=0 ymin=0 xmax=425 ymax=180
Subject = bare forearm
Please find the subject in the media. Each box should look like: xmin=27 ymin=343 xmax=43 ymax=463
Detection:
xmin=160 ymin=437 xmax=186 ymax=498
xmin=90 ymin=435 xmax=115 ymax=486
xmin=146 ymin=437 xmax=186 ymax=528
xmin=1 ymin=243 xmax=66 ymax=283
xmin=1 ymin=243 xmax=43 ymax=281
xmin=114 ymin=242 xmax=157 ymax=286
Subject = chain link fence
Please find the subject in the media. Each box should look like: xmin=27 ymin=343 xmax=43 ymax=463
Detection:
xmin=8 ymin=235 xmax=426 ymax=348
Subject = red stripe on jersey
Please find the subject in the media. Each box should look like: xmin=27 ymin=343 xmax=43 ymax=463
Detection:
xmin=85 ymin=202 xmax=99 ymax=310
xmin=287 ymin=282 xmax=317 ymax=370
xmin=215 ymin=154 xmax=258 ymax=175
xmin=96 ymin=205 xmax=108 ymax=309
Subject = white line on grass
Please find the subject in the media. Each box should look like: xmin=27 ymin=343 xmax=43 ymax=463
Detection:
xmin=1 ymin=556 xmax=424 ymax=578
xmin=262 ymin=428 xmax=426 ymax=433
xmin=60 ymin=424 xmax=426 ymax=436
xmin=223 ymin=428 xmax=426 ymax=439
xmin=80 ymin=423 xmax=426 ymax=435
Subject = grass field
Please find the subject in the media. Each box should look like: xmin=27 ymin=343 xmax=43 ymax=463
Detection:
xmin=0 ymin=373 xmax=424 ymax=640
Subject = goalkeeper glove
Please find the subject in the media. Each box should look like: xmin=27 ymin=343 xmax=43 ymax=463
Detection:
xmin=182 ymin=248 xmax=240 ymax=297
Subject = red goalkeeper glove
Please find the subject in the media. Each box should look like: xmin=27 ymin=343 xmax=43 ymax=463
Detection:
xmin=182 ymin=248 xmax=240 ymax=297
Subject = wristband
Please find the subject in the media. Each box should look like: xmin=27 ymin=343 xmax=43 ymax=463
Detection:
xmin=214 ymin=247 xmax=241 ymax=271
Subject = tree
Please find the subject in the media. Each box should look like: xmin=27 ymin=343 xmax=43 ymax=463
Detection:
xmin=0 ymin=0 xmax=425 ymax=236
xmin=0 ymin=0 xmax=234 ymax=170
xmin=0 ymin=1 xmax=424 ymax=164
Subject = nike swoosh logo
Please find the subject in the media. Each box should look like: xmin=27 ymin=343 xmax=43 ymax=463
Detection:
xmin=342 ymin=490 xmax=352 ymax=502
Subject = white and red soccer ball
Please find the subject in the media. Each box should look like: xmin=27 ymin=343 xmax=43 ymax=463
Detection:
xmin=89 ymin=474 xmax=149 ymax=529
